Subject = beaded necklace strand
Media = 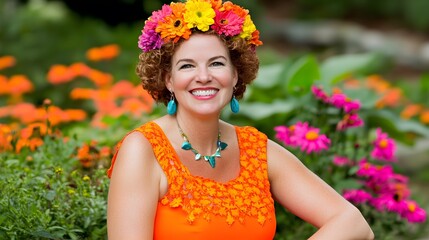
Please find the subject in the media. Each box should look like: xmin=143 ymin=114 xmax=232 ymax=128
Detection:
xmin=176 ymin=119 xmax=228 ymax=168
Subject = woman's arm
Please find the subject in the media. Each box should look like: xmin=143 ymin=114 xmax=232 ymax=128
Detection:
xmin=107 ymin=132 xmax=163 ymax=240
xmin=267 ymin=139 xmax=374 ymax=239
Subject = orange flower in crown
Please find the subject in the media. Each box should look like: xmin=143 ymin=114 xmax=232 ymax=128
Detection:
xmin=138 ymin=0 xmax=262 ymax=52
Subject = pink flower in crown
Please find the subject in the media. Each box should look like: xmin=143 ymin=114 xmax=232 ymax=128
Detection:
xmin=212 ymin=9 xmax=244 ymax=36
xmin=294 ymin=122 xmax=331 ymax=154
xmin=371 ymin=128 xmax=396 ymax=162
xmin=336 ymin=113 xmax=364 ymax=131
xmin=144 ymin=5 xmax=173 ymax=32
xmin=330 ymin=93 xmax=361 ymax=113
xmin=138 ymin=29 xmax=163 ymax=52
xmin=400 ymin=200 xmax=427 ymax=223
xmin=343 ymin=189 xmax=373 ymax=204
xmin=311 ymin=85 xmax=330 ymax=103
xmin=332 ymin=155 xmax=353 ymax=166
xmin=138 ymin=4 xmax=172 ymax=51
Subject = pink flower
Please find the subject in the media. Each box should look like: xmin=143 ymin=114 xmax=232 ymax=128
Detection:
xmin=274 ymin=125 xmax=297 ymax=147
xmin=370 ymin=194 xmax=402 ymax=212
xmin=138 ymin=4 xmax=172 ymax=51
xmin=294 ymin=123 xmax=331 ymax=154
xmin=329 ymin=93 xmax=361 ymax=113
xmin=343 ymin=189 xmax=373 ymax=204
xmin=144 ymin=5 xmax=172 ymax=32
xmin=138 ymin=29 xmax=163 ymax=52
xmin=311 ymin=85 xmax=330 ymax=103
xmin=336 ymin=113 xmax=363 ymax=130
xmin=211 ymin=10 xmax=243 ymax=36
xmin=356 ymin=159 xmax=377 ymax=178
xmin=333 ymin=155 xmax=353 ymax=166
xmin=371 ymin=128 xmax=396 ymax=162
xmin=400 ymin=200 xmax=427 ymax=223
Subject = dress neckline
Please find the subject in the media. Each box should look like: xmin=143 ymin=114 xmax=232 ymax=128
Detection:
xmin=148 ymin=121 xmax=244 ymax=185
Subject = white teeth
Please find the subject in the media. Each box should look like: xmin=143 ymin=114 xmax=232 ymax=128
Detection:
xmin=191 ymin=89 xmax=217 ymax=96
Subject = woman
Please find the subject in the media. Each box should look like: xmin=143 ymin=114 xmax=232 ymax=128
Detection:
xmin=107 ymin=0 xmax=375 ymax=239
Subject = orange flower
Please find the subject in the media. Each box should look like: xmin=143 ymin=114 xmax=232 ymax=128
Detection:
xmin=376 ymin=87 xmax=403 ymax=108
xmin=0 ymin=124 xmax=13 ymax=152
xmin=420 ymin=109 xmax=429 ymax=124
xmin=65 ymin=109 xmax=87 ymax=122
xmin=86 ymin=44 xmax=120 ymax=62
xmin=365 ymin=75 xmax=390 ymax=93
xmin=222 ymin=1 xmax=248 ymax=18
xmin=77 ymin=142 xmax=102 ymax=168
xmin=47 ymin=64 xmax=74 ymax=84
xmin=400 ymin=104 xmax=423 ymax=119
xmin=0 ymin=56 xmax=16 ymax=70
xmin=7 ymin=75 xmax=34 ymax=96
xmin=86 ymin=69 xmax=113 ymax=87
xmin=343 ymin=78 xmax=361 ymax=89
xmin=69 ymin=62 xmax=91 ymax=78
xmin=70 ymin=88 xmax=94 ymax=99
xmin=10 ymin=103 xmax=38 ymax=123
xmin=111 ymin=80 xmax=135 ymax=97
xmin=0 ymin=75 xmax=9 ymax=95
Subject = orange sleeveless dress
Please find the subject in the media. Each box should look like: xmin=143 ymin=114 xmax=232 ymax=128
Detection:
xmin=107 ymin=122 xmax=276 ymax=239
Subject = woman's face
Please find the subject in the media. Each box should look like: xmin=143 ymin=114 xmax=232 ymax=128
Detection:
xmin=166 ymin=34 xmax=238 ymax=117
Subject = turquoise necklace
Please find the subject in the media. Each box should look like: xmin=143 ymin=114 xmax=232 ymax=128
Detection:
xmin=176 ymin=120 xmax=228 ymax=168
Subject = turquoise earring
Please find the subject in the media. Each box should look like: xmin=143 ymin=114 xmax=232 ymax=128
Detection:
xmin=167 ymin=92 xmax=177 ymax=115
xmin=230 ymin=95 xmax=239 ymax=113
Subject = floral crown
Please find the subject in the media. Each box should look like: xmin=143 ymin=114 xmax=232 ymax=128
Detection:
xmin=138 ymin=0 xmax=263 ymax=52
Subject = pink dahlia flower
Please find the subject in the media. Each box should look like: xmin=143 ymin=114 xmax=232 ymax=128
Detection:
xmin=311 ymin=85 xmax=330 ymax=103
xmin=371 ymin=128 xmax=396 ymax=162
xmin=343 ymin=189 xmax=373 ymax=204
xmin=330 ymin=93 xmax=361 ymax=113
xmin=294 ymin=122 xmax=331 ymax=154
xmin=400 ymin=200 xmax=427 ymax=223
xmin=336 ymin=113 xmax=364 ymax=130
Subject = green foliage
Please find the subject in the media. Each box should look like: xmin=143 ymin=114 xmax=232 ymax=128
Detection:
xmin=0 ymin=137 xmax=109 ymax=239
xmin=291 ymin=0 xmax=429 ymax=32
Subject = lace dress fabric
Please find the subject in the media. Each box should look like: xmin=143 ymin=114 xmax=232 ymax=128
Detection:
xmin=107 ymin=122 xmax=276 ymax=239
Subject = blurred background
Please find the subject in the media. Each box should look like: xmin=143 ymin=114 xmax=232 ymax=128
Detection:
xmin=1 ymin=0 xmax=428 ymax=239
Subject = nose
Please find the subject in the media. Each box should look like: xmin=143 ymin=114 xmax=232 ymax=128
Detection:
xmin=196 ymin=66 xmax=212 ymax=83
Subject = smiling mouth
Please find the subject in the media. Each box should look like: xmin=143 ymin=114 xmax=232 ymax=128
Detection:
xmin=191 ymin=89 xmax=218 ymax=97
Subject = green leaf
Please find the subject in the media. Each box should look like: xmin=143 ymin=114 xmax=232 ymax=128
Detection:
xmin=253 ymin=60 xmax=292 ymax=89
xmin=286 ymin=55 xmax=320 ymax=96
xmin=320 ymin=53 xmax=378 ymax=86
xmin=44 ymin=190 xmax=56 ymax=201
xmin=334 ymin=179 xmax=362 ymax=193
xmin=238 ymin=100 xmax=298 ymax=120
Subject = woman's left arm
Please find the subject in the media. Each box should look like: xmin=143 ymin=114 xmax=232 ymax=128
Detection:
xmin=267 ymin=139 xmax=374 ymax=240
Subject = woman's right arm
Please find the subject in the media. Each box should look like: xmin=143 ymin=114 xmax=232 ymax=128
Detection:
xmin=107 ymin=131 xmax=162 ymax=240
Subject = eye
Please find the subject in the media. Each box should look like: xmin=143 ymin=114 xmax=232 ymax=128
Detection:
xmin=210 ymin=61 xmax=225 ymax=67
xmin=179 ymin=64 xmax=193 ymax=70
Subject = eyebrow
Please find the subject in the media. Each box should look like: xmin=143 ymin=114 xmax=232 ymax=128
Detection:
xmin=175 ymin=55 xmax=227 ymax=66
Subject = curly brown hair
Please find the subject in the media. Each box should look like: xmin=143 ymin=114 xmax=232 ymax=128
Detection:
xmin=136 ymin=31 xmax=260 ymax=105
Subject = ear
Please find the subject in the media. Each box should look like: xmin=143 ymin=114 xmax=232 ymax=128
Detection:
xmin=232 ymin=68 xmax=238 ymax=87
xmin=165 ymin=73 xmax=173 ymax=92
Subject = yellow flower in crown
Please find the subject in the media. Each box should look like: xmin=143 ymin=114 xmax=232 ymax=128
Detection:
xmin=184 ymin=0 xmax=215 ymax=31
xmin=138 ymin=0 xmax=262 ymax=52
xmin=240 ymin=15 xmax=256 ymax=40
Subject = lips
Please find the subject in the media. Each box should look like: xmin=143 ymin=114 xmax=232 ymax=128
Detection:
xmin=190 ymin=89 xmax=218 ymax=97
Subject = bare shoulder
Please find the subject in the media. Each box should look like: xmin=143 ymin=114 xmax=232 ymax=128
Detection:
xmin=109 ymin=131 xmax=158 ymax=181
